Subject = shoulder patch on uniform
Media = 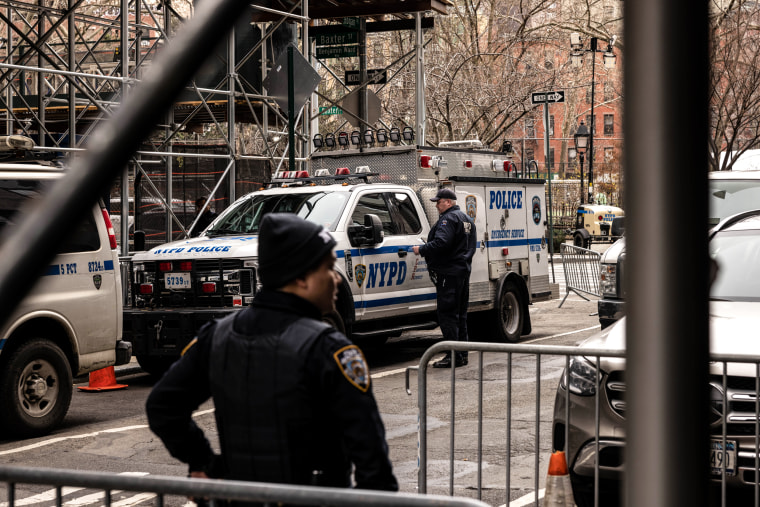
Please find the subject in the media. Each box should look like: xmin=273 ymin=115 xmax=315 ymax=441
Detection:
xmin=440 ymin=218 xmax=448 ymax=226
xmin=333 ymin=345 xmax=370 ymax=392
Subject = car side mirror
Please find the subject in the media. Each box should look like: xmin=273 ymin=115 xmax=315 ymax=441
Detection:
xmin=347 ymin=214 xmax=384 ymax=247
xmin=134 ymin=230 xmax=146 ymax=251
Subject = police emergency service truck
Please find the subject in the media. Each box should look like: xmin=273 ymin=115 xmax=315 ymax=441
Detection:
xmin=0 ymin=136 xmax=130 ymax=437
xmin=123 ymin=145 xmax=556 ymax=376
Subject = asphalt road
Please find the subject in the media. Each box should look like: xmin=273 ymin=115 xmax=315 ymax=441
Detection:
xmin=0 ymin=252 xmax=604 ymax=507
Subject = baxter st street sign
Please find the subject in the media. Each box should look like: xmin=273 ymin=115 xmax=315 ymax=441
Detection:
xmin=531 ymin=91 xmax=565 ymax=104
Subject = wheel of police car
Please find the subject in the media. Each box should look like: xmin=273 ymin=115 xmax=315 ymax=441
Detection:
xmin=573 ymin=232 xmax=590 ymax=249
xmin=0 ymin=338 xmax=73 ymax=437
xmin=136 ymin=355 xmax=177 ymax=379
xmin=496 ymin=281 xmax=523 ymax=342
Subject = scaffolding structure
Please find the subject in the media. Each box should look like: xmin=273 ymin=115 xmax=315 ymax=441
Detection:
xmin=0 ymin=0 xmax=449 ymax=253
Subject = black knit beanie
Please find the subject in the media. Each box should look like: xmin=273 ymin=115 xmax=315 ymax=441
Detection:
xmin=258 ymin=213 xmax=337 ymax=289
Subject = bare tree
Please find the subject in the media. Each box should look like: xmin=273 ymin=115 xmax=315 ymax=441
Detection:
xmin=708 ymin=0 xmax=760 ymax=170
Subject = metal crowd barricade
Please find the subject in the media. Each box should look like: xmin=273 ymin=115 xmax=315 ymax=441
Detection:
xmin=0 ymin=465 xmax=490 ymax=507
xmin=119 ymin=255 xmax=132 ymax=307
xmin=405 ymin=341 xmax=760 ymax=507
xmin=558 ymin=243 xmax=601 ymax=307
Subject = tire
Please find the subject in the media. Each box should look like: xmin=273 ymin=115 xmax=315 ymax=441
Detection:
xmin=495 ymin=281 xmax=524 ymax=342
xmin=0 ymin=338 xmax=73 ymax=437
xmin=322 ymin=310 xmax=347 ymax=335
xmin=570 ymin=474 xmax=622 ymax=507
xmin=573 ymin=232 xmax=590 ymax=249
xmin=136 ymin=355 xmax=176 ymax=379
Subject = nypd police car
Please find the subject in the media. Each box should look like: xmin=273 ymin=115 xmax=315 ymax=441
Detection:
xmin=124 ymin=160 xmax=554 ymax=377
xmin=0 ymin=136 xmax=129 ymax=437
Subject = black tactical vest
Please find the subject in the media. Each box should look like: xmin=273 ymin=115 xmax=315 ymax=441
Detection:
xmin=207 ymin=313 xmax=352 ymax=487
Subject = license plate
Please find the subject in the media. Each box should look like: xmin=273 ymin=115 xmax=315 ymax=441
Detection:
xmin=164 ymin=272 xmax=191 ymax=289
xmin=710 ymin=439 xmax=737 ymax=476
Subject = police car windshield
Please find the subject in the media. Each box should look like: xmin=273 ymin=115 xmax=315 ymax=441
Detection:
xmin=205 ymin=191 xmax=347 ymax=235
xmin=710 ymin=230 xmax=760 ymax=302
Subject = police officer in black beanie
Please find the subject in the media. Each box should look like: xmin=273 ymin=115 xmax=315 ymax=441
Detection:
xmin=413 ymin=188 xmax=477 ymax=368
xmin=146 ymin=213 xmax=398 ymax=503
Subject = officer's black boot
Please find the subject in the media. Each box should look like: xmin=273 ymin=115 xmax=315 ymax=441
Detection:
xmin=433 ymin=353 xmax=452 ymax=368
xmin=455 ymin=352 xmax=468 ymax=367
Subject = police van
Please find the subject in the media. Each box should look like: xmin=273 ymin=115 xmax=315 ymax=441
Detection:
xmin=123 ymin=145 xmax=557 ymax=376
xmin=0 ymin=136 xmax=130 ymax=437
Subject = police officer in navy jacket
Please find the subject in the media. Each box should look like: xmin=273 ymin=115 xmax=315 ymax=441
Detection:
xmin=146 ymin=213 xmax=398 ymax=502
xmin=413 ymin=188 xmax=477 ymax=368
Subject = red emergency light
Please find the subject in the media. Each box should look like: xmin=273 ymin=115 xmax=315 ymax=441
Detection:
xmin=420 ymin=155 xmax=432 ymax=168
xmin=178 ymin=261 xmax=193 ymax=271
xmin=336 ymin=167 xmax=350 ymax=175
xmin=101 ymin=209 xmax=118 ymax=249
xmin=202 ymin=282 xmax=217 ymax=293
xmin=295 ymin=171 xmax=309 ymax=178
xmin=139 ymin=284 xmax=153 ymax=294
xmin=158 ymin=262 xmax=173 ymax=272
xmin=464 ymin=160 xmax=472 ymax=168
xmin=502 ymin=248 xmax=509 ymax=256
xmin=504 ymin=161 xmax=514 ymax=172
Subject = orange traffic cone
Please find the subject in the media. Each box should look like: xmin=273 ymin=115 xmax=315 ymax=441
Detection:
xmin=544 ymin=451 xmax=576 ymax=506
xmin=77 ymin=366 xmax=128 ymax=392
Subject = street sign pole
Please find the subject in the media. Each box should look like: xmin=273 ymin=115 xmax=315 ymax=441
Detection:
xmin=541 ymin=93 xmax=556 ymax=282
xmin=288 ymin=45 xmax=295 ymax=170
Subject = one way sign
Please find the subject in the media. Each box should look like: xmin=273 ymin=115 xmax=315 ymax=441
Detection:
xmin=531 ymin=91 xmax=565 ymax=104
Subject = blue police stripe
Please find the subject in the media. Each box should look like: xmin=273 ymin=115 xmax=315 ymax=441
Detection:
xmin=486 ymin=237 xmax=543 ymax=248
xmin=42 ymin=260 xmax=115 ymax=276
xmin=0 ymin=338 xmax=4 ymax=351
xmin=336 ymin=245 xmax=414 ymax=258
xmin=43 ymin=265 xmax=61 ymax=276
xmin=355 ymin=292 xmax=436 ymax=309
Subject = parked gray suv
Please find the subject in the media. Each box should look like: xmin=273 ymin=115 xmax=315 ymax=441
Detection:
xmin=554 ymin=209 xmax=760 ymax=506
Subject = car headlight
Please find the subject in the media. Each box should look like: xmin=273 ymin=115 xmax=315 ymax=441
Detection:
xmin=561 ymin=356 xmax=600 ymax=396
xmin=600 ymin=263 xmax=617 ymax=297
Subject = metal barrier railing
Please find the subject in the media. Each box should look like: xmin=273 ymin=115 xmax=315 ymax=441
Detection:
xmin=119 ymin=255 xmax=132 ymax=307
xmin=0 ymin=465 xmax=490 ymax=507
xmin=558 ymin=243 xmax=601 ymax=307
xmin=405 ymin=341 xmax=760 ymax=507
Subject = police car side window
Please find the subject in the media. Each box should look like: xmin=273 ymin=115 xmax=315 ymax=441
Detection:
xmin=389 ymin=192 xmax=422 ymax=234
xmin=352 ymin=193 xmax=397 ymax=235
xmin=0 ymin=180 xmax=100 ymax=253
xmin=58 ymin=213 xmax=100 ymax=253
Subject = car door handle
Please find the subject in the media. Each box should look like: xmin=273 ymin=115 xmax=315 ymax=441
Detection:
xmin=398 ymin=248 xmax=408 ymax=257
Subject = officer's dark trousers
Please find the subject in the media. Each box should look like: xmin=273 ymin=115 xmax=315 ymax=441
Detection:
xmin=435 ymin=273 xmax=470 ymax=358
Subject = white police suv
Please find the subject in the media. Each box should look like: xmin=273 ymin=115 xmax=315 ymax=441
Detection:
xmin=0 ymin=136 xmax=130 ymax=437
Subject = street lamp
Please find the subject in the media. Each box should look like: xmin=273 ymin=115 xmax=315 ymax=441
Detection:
xmin=574 ymin=121 xmax=590 ymax=204
xmin=570 ymin=33 xmax=617 ymax=203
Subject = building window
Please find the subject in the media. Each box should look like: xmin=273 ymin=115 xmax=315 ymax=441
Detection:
xmin=586 ymin=87 xmax=592 ymax=104
xmin=548 ymin=147 xmax=555 ymax=169
xmin=549 ymin=115 xmax=555 ymax=136
xmin=604 ymin=81 xmax=614 ymax=101
xmin=604 ymin=114 xmax=614 ymax=135
xmin=605 ymin=147 xmax=614 ymax=162
xmin=526 ymin=119 xmax=535 ymax=138
xmin=586 ymin=115 xmax=597 ymax=135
